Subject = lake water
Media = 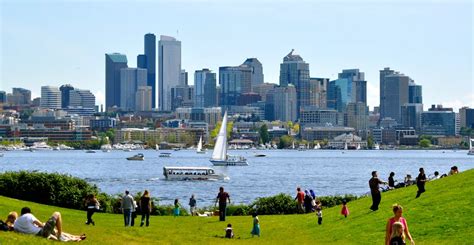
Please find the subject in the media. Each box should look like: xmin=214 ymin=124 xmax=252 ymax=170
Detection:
xmin=1 ymin=149 xmax=473 ymax=207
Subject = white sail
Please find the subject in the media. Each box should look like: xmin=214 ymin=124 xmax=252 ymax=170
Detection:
xmin=155 ymin=144 xmax=160 ymax=150
xmin=211 ymin=111 xmax=228 ymax=161
xmin=314 ymin=143 xmax=321 ymax=149
xmin=344 ymin=142 xmax=348 ymax=150
xmin=292 ymin=141 xmax=295 ymax=149
xmin=197 ymin=136 xmax=203 ymax=152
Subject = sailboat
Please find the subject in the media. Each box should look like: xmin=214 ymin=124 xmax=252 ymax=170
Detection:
xmin=468 ymin=138 xmax=474 ymax=155
xmin=196 ymin=136 xmax=206 ymax=154
xmin=374 ymin=143 xmax=380 ymax=150
xmin=292 ymin=141 xmax=295 ymax=150
xmin=155 ymin=144 xmax=160 ymax=151
xmin=210 ymin=111 xmax=248 ymax=166
xmin=314 ymin=143 xmax=321 ymax=150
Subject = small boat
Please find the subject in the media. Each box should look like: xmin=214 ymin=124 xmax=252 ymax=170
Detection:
xmin=86 ymin=150 xmax=96 ymax=153
xmin=196 ymin=136 xmax=206 ymax=154
xmin=254 ymin=153 xmax=266 ymax=157
xmin=127 ymin=153 xmax=144 ymax=161
xmin=173 ymin=148 xmax=181 ymax=151
xmin=210 ymin=111 xmax=248 ymax=166
xmin=314 ymin=143 xmax=321 ymax=150
xmin=155 ymin=144 xmax=160 ymax=151
xmin=163 ymin=166 xmax=225 ymax=181
xmin=468 ymin=138 xmax=474 ymax=155
xmin=53 ymin=146 xmax=60 ymax=151
xmin=123 ymin=148 xmax=132 ymax=152
xmin=159 ymin=152 xmax=171 ymax=158
xmin=374 ymin=143 xmax=380 ymax=150
xmin=101 ymin=144 xmax=112 ymax=152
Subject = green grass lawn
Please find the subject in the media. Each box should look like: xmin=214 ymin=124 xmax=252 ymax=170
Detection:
xmin=1 ymin=170 xmax=473 ymax=244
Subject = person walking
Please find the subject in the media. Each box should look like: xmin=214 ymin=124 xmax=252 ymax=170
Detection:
xmin=250 ymin=212 xmax=260 ymax=237
xmin=173 ymin=199 xmax=181 ymax=217
xmin=140 ymin=190 xmax=152 ymax=227
xmin=304 ymin=190 xmax=313 ymax=213
xmin=385 ymin=204 xmax=415 ymax=245
xmin=215 ymin=187 xmax=231 ymax=221
xmin=121 ymin=190 xmax=134 ymax=226
xmin=294 ymin=187 xmax=305 ymax=213
xmin=341 ymin=199 xmax=349 ymax=218
xmin=189 ymin=194 xmax=197 ymax=216
xmin=85 ymin=194 xmax=99 ymax=226
xmin=369 ymin=171 xmax=387 ymax=211
xmin=416 ymin=168 xmax=427 ymax=198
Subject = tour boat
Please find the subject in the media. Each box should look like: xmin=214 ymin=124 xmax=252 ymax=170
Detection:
xmin=159 ymin=152 xmax=171 ymax=158
xmin=127 ymin=153 xmax=144 ymax=161
xmin=163 ymin=166 xmax=224 ymax=181
xmin=196 ymin=136 xmax=206 ymax=154
xmin=210 ymin=111 xmax=248 ymax=166
xmin=468 ymin=138 xmax=474 ymax=156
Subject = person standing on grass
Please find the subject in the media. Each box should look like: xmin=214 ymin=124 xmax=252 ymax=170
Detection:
xmin=189 ymin=194 xmax=197 ymax=216
xmin=315 ymin=200 xmax=323 ymax=225
xmin=140 ymin=190 xmax=152 ymax=227
xmin=85 ymin=194 xmax=99 ymax=226
xmin=304 ymin=190 xmax=313 ymax=213
xmin=389 ymin=222 xmax=406 ymax=245
xmin=174 ymin=199 xmax=181 ymax=217
xmin=385 ymin=204 xmax=414 ymax=245
xmin=294 ymin=187 xmax=305 ymax=213
xmin=415 ymin=168 xmax=427 ymax=198
xmin=250 ymin=212 xmax=260 ymax=237
xmin=369 ymin=171 xmax=387 ymax=211
xmin=215 ymin=186 xmax=231 ymax=221
xmin=121 ymin=190 xmax=134 ymax=226
xmin=341 ymin=199 xmax=349 ymax=218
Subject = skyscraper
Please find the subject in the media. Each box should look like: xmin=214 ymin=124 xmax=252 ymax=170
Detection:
xmin=69 ymin=89 xmax=96 ymax=108
xmin=270 ymin=85 xmax=297 ymax=122
xmin=219 ymin=65 xmax=252 ymax=109
xmin=180 ymin=69 xmax=188 ymax=86
xmin=0 ymin=91 xmax=6 ymax=104
xmin=40 ymin=86 xmax=61 ymax=109
xmin=379 ymin=68 xmax=412 ymax=123
xmin=242 ymin=58 xmax=264 ymax=88
xmin=309 ymin=78 xmax=328 ymax=109
xmin=279 ymin=49 xmax=310 ymax=117
xmin=137 ymin=54 xmax=147 ymax=69
xmin=401 ymin=103 xmax=423 ymax=131
xmin=346 ymin=102 xmax=368 ymax=131
xmin=144 ymin=33 xmax=156 ymax=108
xmin=136 ymin=86 xmax=152 ymax=111
xmin=60 ymin=84 xmax=74 ymax=108
xmin=105 ymin=53 xmax=128 ymax=110
xmin=338 ymin=69 xmax=367 ymax=104
xmin=408 ymin=81 xmax=423 ymax=104
xmin=6 ymin=88 xmax=31 ymax=105
xmin=158 ymin=35 xmax=181 ymax=111
xmin=194 ymin=69 xmax=217 ymax=108
xmin=120 ymin=68 xmax=147 ymax=111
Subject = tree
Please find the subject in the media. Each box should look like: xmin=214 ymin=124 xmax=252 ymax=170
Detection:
xmin=210 ymin=121 xmax=233 ymax=140
xmin=259 ymin=125 xmax=270 ymax=144
xmin=419 ymin=139 xmax=431 ymax=148
xmin=367 ymin=136 xmax=374 ymax=149
xmin=278 ymin=135 xmax=293 ymax=149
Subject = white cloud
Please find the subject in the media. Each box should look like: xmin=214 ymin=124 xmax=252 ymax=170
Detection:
xmin=95 ymin=90 xmax=105 ymax=107
xmin=366 ymin=82 xmax=379 ymax=110
xmin=441 ymin=93 xmax=474 ymax=111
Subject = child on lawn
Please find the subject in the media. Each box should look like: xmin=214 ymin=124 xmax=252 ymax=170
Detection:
xmin=390 ymin=221 xmax=406 ymax=245
xmin=315 ymin=200 xmax=323 ymax=225
xmin=225 ymin=223 xmax=234 ymax=238
xmin=251 ymin=213 xmax=260 ymax=237
xmin=341 ymin=199 xmax=349 ymax=218
xmin=173 ymin=199 xmax=181 ymax=217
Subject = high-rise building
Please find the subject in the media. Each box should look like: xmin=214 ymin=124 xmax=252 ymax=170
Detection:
xmin=279 ymin=49 xmax=310 ymax=117
xmin=120 ymin=68 xmax=147 ymax=111
xmin=300 ymin=106 xmax=339 ymax=126
xmin=346 ymin=102 xmax=368 ymax=131
xmin=158 ymin=35 xmax=181 ymax=111
xmin=136 ymin=86 xmax=152 ymax=111
xmin=171 ymin=85 xmax=194 ymax=110
xmin=270 ymin=85 xmax=297 ymax=122
xmin=40 ymin=86 xmax=61 ymax=109
xmin=421 ymin=105 xmax=456 ymax=136
xmin=59 ymin=84 xmax=74 ymax=108
xmin=309 ymin=78 xmax=328 ymax=109
xmin=180 ymin=69 xmax=188 ymax=86
xmin=459 ymin=107 xmax=474 ymax=129
xmin=7 ymin=88 xmax=31 ymax=105
xmin=105 ymin=53 xmax=128 ymax=110
xmin=0 ymin=91 xmax=6 ymax=104
xmin=379 ymin=69 xmax=409 ymax=123
xmin=327 ymin=78 xmax=353 ymax=112
xmin=219 ymin=65 xmax=252 ymax=109
xmin=338 ymin=69 xmax=367 ymax=104
xmin=69 ymin=89 xmax=95 ymax=108
xmin=252 ymin=83 xmax=276 ymax=102
xmin=242 ymin=58 xmax=264 ymax=87
xmin=145 ymin=34 xmax=156 ymax=108
xmin=401 ymin=103 xmax=423 ymax=131
xmin=194 ymin=69 xmax=217 ymax=108
xmin=137 ymin=54 xmax=147 ymax=69
xmin=408 ymin=81 xmax=423 ymax=104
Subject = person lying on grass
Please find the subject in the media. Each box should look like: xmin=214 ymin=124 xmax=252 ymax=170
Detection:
xmin=13 ymin=207 xmax=86 ymax=242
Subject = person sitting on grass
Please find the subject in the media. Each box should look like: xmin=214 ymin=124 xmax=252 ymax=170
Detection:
xmin=5 ymin=211 xmax=18 ymax=231
xmin=13 ymin=207 xmax=86 ymax=241
xmin=225 ymin=223 xmax=234 ymax=238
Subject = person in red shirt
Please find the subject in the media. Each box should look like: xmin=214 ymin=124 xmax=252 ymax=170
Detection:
xmin=294 ymin=187 xmax=305 ymax=213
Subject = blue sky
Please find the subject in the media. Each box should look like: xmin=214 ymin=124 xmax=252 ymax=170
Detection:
xmin=1 ymin=0 xmax=472 ymax=110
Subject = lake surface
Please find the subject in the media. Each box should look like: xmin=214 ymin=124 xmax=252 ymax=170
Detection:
xmin=1 ymin=149 xmax=473 ymax=207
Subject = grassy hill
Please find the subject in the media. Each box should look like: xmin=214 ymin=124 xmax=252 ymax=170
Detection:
xmin=1 ymin=169 xmax=473 ymax=244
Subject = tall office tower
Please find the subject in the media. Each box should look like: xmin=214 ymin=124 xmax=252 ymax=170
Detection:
xmin=59 ymin=84 xmax=74 ymax=108
xmin=346 ymin=102 xmax=368 ymax=131
xmin=309 ymin=78 xmax=328 ymax=109
xmin=194 ymin=69 xmax=217 ymax=108
xmin=135 ymin=86 xmax=152 ymax=111
xmin=459 ymin=107 xmax=474 ymax=129
xmin=338 ymin=69 xmax=367 ymax=104
xmin=105 ymin=53 xmax=128 ymax=110
xmin=279 ymin=49 xmax=310 ymax=117
xmin=219 ymin=65 xmax=252 ymax=109
xmin=269 ymin=85 xmax=297 ymax=122
xmin=7 ymin=88 xmax=32 ymax=105
xmin=421 ymin=105 xmax=456 ymax=136
xmin=252 ymin=83 xmax=276 ymax=102
xmin=379 ymin=68 xmax=409 ymax=123
xmin=158 ymin=35 xmax=181 ymax=111
xmin=180 ymin=69 xmax=188 ymax=86
xmin=327 ymin=78 xmax=353 ymax=112
xmin=137 ymin=54 xmax=147 ymax=69
xmin=408 ymin=80 xmax=423 ymax=104
xmin=0 ymin=91 xmax=6 ymax=103
xmin=144 ymin=33 xmax=156 ymax=108
xmin=69 ymin=89 xmax=96 ymax=108
xmin=120 ymin=68 xmax=147 ymax=111
xmin=40 ymin=86 xmax=61 ymax=109
xmin=401 ymin=103 xmax=423 ymax=131
xmin=242 ymin=58 xmax=264 ymax=87
xmin=171 ymin=85 xmax=194 ymax=110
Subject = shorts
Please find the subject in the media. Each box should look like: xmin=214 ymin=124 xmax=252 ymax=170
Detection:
xmin=37 ymin=216 xmax=57 ymax=238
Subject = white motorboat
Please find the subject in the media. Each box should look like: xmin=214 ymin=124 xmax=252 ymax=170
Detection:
xmin=468 ymin=138 xmax=474 ymax=155
xmin=159 ymin=152 xmax=171 ymax=158
xmin=101 ymin=144 xmax=112 ymax=152
xmin=210 ymin=111 xmax=248 ymax=166
xmin=196 ymin=136 xmax=206 ymax=154
xmin=314 ymin=143 xmax=321 ymax=150
xmin=374 ymin=143 xmax=380 ymax=150
xmin=163 ymin=166 xmax=225 ymax=181
xmin=30 ymin=142 xmax=52 ymax=151
xmin=127 ymin=153 xmax=144 ymax=161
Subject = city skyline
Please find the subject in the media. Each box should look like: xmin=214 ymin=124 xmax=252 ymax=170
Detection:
xmin=1 ymin=1 xmax=472 ymax=110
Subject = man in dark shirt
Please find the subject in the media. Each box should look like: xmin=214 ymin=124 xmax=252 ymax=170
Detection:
xmin=416 ymin=168 xmax=427 ymax=198
xmin=369 ymin=171 xmax=387 ymax=211
xmin=215 ymin=187 xmax=230 ymax=221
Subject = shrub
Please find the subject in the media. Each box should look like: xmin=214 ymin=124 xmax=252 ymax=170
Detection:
xmin=250 ymin=193 xmax=298 ymax=215
xmin=317 ymin=194 xmax=358 ymax=208
xmin=227 ymin=204 xmax=251 ymax=216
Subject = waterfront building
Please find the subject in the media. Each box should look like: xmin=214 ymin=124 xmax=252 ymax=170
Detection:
xmin=40 ymin=86 xmax=61 ymax=109
xmin=300 ymin=106 xmax=339 ymax=126
xmin=301 ymin=126 xmax=355 ymax=141
xmin=328 ymin=133 xmax=367 ymax=149
xmin=269 ymin=85 xmax=297 ymax=122
xmin=158 ymin=35 xmax=181 ymax=111
xmin=219 ymin=65 xmax=252 ymax=109
xmin=114 ymin=127 xmax=205 ymax=146
xmin=135 ymin=86 xmax=152 ymax=111
xmin=279 ymin=49 xmax=310 ymax=116
xmin=175 ymin=107 xmax=222 ymax=127
xmin=242 ymin=58 xmax=264 ymax=87
xmin=459 ymin=107 xmax=474 ymax=129
xmin=105 ymin=53 xmax=128 ymax=110
xmin=90 ymin=117 xmax=117 ymax=131
xmin=120 ymin=68 xmax=147 ymax=111
xmin=421 ymin=105 xmax=456 ymax=136
xmin=309 ymin=78 xmax=328 ymax=109
xmin=194 ymin=69 xmax=217 ymax=107
xmin=59 ymin=84 xmax=74 ymax=108
xmin=379 ymin=70 xmax=409 ymax=123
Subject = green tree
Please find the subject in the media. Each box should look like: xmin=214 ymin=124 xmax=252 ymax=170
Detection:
xmin=419 ymin=139 xmax=431 ymax=148
xmin=259 ymin=124 xmax=270 ymax=144
xmin=278 ymin=135 xmax=293 ymax=149
xmin=210 ymin=121 xmax=233 ymax=140
xmin=367 ymin=136 xmax=374 ymax=149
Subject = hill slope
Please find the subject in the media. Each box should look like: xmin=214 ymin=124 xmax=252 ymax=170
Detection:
xmin=1 ymin=169 xmax=473 ymax=244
